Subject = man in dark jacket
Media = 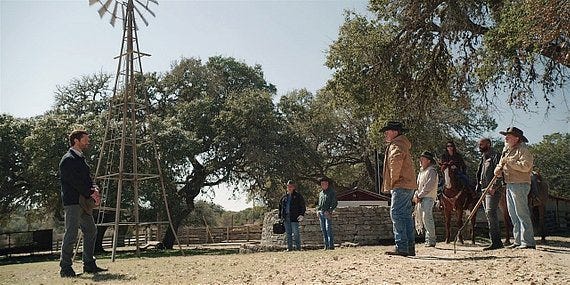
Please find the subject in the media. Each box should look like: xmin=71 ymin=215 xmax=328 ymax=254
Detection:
xmin=278 ymin=180 xmax=306 ymax=251
xmin=59 ymin=130 xmax=106 ymax=277
xmin=476 ymin=138 xmax=504 ymax=251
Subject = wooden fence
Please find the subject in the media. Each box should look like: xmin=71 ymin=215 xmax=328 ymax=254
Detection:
xmin=0 ymin=229 xmax=53 ymax=256
xmin=96 ymin=224 xmax=262 ymax=247
xmin=177 ymin=224 xmax=262 ymax=245
xmin=46 ymin=224 xmax=263 ymax=253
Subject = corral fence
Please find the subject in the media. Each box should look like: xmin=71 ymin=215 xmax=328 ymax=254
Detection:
xmin=1 ymin=224 xmax=262 ymax=256
xmin=177 ymin=224 xmax=262 ymax=245
xmin=101 ymin=224 xmax=263 ymax=247
xmin=0 ymin=229 xmax=53 ymax=256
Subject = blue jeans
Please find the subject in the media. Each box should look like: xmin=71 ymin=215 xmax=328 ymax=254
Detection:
xmin=318 ymin=211 xmax=334 ymax=249
xmin=60 ymin=205 xmax=97 ymax=269
xmin=390 ymin=188 xmax=415 ymax=254
xmin=506 ymin=183 xmax=535 ymax=247
xmin=419 ymin=197 xmax=436 ymax=246
xmin=283 ymin=215 xmax=301 ymax=250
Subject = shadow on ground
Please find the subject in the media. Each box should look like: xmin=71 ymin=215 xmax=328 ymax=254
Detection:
xmin=0 ymin=247 xmax=238 ymax=266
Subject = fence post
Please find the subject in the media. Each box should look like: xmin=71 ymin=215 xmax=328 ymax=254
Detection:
xmin=186 ymin=227 xmax=189 ymax=246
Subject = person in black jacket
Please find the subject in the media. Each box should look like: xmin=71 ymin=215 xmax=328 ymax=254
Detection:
xmin=278 ymin=180 xmax=306 ymax=251
xmin=476 ymin=138 xmax=504 ymax=251
xmin=59 ymin=130 xmax=106 ymax=277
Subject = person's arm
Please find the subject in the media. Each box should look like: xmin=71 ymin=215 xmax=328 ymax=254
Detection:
xmin=507 ymin=148 xmax=534 ymax=173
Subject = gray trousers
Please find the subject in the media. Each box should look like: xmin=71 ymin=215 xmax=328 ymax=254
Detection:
xmin=484 ymin=188 xmax=503 ymax=246
xmin=60 ymin=205 xmax=97 ymax=269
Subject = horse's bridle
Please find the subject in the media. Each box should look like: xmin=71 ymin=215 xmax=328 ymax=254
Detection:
xmin=441 ymin=191 xmax=463 ymax=211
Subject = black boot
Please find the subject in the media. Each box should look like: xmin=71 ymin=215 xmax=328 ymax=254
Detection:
xmin=60 ymin=267 xmax=77 ymax=278
xmin=482 ymin=243 xmax=504 ymax=251
xmin=84 ymin=262 xmax=108 ymax=274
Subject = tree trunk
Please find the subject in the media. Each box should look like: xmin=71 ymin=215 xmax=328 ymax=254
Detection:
xmin=161 ymin=159 xmax=206 ymax=249
xmin=162 ymin=208 xmax=191 ymax=249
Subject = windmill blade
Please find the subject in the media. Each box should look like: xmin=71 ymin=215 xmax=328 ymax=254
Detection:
xmin=98 ymin=0 xmax=113 ymax=18
xmin=91 ymin=0 xmax=157 ymax=28
xmin=135 ymin=0 xmax=155 ymax=17
xmin=134 ymin=5 xmax=149 ymax=26
xmin=109 ymin=1 xmax=119 ymax=27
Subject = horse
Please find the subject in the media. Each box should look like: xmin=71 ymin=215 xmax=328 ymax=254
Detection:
xmin=498 ymin=171 xmax=549 ymax=244
xmin=438 ymin=166 xmax=478 ymax=244
xmin=497 ymin=189 xmax=513 ymax=245
xmin=530 ymin=172 xmax=549 ymax=243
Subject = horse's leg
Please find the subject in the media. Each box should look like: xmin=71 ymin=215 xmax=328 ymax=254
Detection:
xmin=539 ymin=205 xmax=547 ymax=244
xmin=444 ymin=208 xmax=452 ymax=243
xmin=457 ymin=207 xmax=464 ymax=244
xmin=470 ymin=206 xmax=477 ymax=245
xmin=499 ymin=192 xmax=512 ymax=245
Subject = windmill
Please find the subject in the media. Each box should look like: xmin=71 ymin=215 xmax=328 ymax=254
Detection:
xmin=88 ymin=0 xmax=182 ymax=261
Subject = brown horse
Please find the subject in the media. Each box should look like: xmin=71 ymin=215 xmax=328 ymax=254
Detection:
xmin=439 ymin=167 xmax=478 ymax=244
xmin=498 ymin=172 xmax=549 ymax=244
xmin=497 ymin=189 xmax=513 ymax=245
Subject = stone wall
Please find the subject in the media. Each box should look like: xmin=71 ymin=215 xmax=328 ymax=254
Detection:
xmin=261 ymin=206 xmax=480 ymax=249
xmin=262 ymin=206 xmax=395 ymax=248
xmin=261 ymin=201 xmax=570 ymax=249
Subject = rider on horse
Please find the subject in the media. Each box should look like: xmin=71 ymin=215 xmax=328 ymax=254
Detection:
xmin=440 ymin=140 xmax=470 ymax=188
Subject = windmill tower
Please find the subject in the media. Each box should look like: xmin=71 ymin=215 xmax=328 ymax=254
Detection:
xmin=89 ymin=0 xmax=182 ymax=261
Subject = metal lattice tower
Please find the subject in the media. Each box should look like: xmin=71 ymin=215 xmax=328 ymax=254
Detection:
xmin=89 ymin=0 xmax=182 ymax=261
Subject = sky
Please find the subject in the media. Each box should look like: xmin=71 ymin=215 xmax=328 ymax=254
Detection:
xmin=1 ymin=0 xmax=568 ymax=211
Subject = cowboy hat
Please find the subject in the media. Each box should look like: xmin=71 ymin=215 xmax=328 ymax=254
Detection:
xmin=318 ymin=176 xmax=330 ymax=183
xmin=379 ymin=121 xmax=408 ymax=133
xmin=420 ymin=151 xmax=436 ymax=164
xmin=499 ymin=127 xmax=529 ymax=143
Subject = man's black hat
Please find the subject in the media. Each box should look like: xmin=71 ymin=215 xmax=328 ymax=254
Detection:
xmin=420 ymin=151 xmax=436 ymax=164
xmin=499 ymin=127 xmax=529 ymax=143
xmin=380 ymin=121 xmax=408 ymax=133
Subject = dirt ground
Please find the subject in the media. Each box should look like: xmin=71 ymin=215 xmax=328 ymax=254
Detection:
xmin=1 ymin=236 xmax=568 ymax=285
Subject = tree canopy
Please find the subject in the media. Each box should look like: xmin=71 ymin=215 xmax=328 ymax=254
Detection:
xmin=530 ymin=133 xmax=570 ymax=198
xmin=0 ymin=115 xmax=32 ymax=226
xmin=326 ymin=0 xmax=567 ymax=140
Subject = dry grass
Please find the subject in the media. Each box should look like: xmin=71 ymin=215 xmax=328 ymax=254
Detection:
xmin=1 ymin=236 xmax=569 ymax=284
